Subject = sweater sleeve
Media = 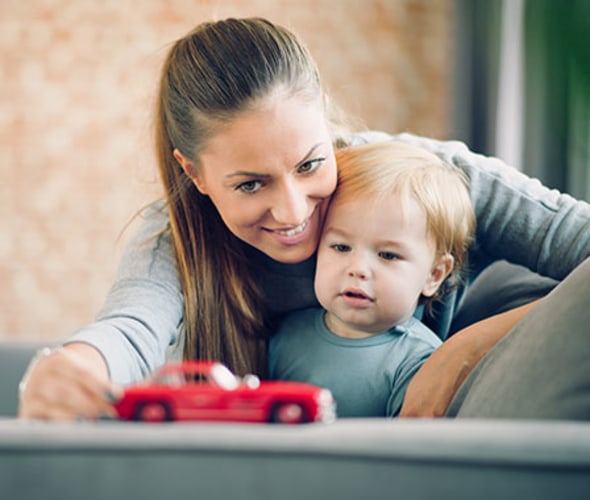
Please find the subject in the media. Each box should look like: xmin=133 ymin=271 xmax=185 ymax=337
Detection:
xmin=65 ymin=202 xmax=183 ymax=385
xmin=354 ymin=131 xmax=590 ymax=280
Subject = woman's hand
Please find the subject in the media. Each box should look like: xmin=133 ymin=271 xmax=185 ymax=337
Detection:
xmin=18 ymin=342 xmax=122 ymax=421
xmin=399 ymin=299 xmax=543 ymax=417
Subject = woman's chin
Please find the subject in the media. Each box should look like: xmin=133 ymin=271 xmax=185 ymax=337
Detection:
xmin=267 ymin=243 xmax=316 ymax=264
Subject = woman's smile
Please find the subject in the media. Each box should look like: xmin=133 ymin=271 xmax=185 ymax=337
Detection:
xmin=271 ymin=219 xmax=309 ymax=237
xmin=261 ymin=202 xmax=322 ymax=251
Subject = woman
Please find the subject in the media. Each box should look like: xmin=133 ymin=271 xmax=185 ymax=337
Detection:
xmin=18 ymin=17 xmax=590 ymax=421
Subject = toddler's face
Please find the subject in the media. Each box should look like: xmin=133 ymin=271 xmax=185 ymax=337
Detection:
xmin=314 ymin=192 xmax=447 ymax=338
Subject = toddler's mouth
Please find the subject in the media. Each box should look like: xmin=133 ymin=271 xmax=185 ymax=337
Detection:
xmin=342 ymin=289 xmax=374 ymax=301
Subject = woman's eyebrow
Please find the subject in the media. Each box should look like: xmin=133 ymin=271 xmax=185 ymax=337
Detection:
xmin=295 ymin=143 xmax=323 ymax=167
xmin=226 ymin=171 xmax=271 ymax=179
xmin=225 ymin=143 xmax=325 ymax=179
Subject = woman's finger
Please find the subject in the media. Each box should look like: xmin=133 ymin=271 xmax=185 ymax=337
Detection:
xmin=18 ymin=347 xmax=121 ymax=420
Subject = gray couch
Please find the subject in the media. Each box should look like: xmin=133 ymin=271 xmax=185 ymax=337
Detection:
xmin=1 ymin=339 xmax=589 ymax=500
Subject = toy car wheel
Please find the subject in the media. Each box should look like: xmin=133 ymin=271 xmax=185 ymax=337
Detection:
xmin=270 ymin=402 xmax=307 ymax=424
xmin=134 ymin=401 xmax=172 ymax=422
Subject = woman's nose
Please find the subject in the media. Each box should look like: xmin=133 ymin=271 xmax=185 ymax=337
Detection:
xmin=271 ymin=180 xmax=308 ymax=226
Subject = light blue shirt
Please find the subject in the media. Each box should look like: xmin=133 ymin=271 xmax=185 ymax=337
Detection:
xmin=269 ymin=308 xmax=442 ymax=418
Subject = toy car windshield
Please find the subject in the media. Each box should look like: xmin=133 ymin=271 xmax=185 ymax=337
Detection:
xmin=150 ymin=362 xmax=240 ymax=390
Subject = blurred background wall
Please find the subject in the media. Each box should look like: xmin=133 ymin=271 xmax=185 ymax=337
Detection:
xmin=0 ymin=0 xmax=453 ymax=340
xmin=5 ymin=0 xmax=586 ymax=342
xmin=453 ymin=0 xmax=590 ymax=200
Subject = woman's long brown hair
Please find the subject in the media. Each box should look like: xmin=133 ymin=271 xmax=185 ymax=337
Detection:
xmin=153 ymin=18 xmax=326 ymax=377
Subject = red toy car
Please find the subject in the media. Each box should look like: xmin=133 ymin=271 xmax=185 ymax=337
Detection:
xmin=115 ymin=361 xmax=336 ymax=424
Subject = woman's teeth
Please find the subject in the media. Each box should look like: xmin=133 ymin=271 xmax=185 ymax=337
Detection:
xmin=276 ymin=220 xmax=307 ymax=237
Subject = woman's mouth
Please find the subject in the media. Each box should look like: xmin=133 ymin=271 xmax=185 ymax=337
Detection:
xmin=274 ymin=220 xmax=309 ymax=237
xmin=264 ymin=217 xmax=314 ymax=247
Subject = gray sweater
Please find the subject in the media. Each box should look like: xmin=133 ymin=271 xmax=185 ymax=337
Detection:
xmin=67 ymin=132 xmax=590 ymax=385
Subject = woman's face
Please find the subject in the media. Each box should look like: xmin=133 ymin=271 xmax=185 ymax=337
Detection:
xmin=181 ymin=95 xmax=337 ymax=263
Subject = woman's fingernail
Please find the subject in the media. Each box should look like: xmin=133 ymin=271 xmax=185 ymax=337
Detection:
xmin=97 ymin=412 xmax=115 ymax=421
xmin=104 ymin=390 xmax=120 ymax=403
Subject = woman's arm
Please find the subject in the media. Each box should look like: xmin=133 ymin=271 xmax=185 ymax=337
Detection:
xmin=386 ymin=133 xmax=588 ymax=416
xmin=19 ymin=202 xmax=184 ymax=420
xmin=399 ymin=298 xmax=542 ymax=417
xmin=64 ymin=202 xmax=184 ymax=385
xmin=391 ymin=132 xmax=590 ymax=279
xmin=353 ymin=130 xmax=590 ymax=281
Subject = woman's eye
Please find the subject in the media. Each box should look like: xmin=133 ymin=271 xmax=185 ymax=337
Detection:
xmin=298 ymin=157 xmax=325 ymax=174
xmin=236 ymin=180 xmax=262 ymax=194
xmin=379 ymin=251 xmax=399 ymax=261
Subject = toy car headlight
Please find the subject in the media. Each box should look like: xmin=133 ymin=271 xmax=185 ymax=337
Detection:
xmin=316 ymin=389 xmax=336 ymax=423
xmin=242 ymin=374 xmax=261 ymax=389
xmin=317 ymin=389 xmax=334 ymax=406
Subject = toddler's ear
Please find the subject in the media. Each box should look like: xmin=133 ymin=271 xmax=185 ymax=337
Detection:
xmin=422 ymin=254 xmax=454 ymax=297
xmin=173 ymin=149 xmax=208 ymax=194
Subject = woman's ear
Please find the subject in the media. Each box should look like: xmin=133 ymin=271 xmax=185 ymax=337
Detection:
xmin=173 ymin=148 xmax=208 ymax=194
xmin=422 ymin=253 xmax=454 ymax=297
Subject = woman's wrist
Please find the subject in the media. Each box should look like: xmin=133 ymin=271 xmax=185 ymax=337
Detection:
xmin=18 ymin=346 xmax=63 ymax=401
xmin=61 ymin=342 xmax=111 ymax=381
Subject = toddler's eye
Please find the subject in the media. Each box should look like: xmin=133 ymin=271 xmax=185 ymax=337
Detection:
xmin=379 ymin=251 xmax=399 ymax=261
xmin=331 ymin=244 xmax=351 ymax=253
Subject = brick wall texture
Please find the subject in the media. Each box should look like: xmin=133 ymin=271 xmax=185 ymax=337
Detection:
xmin=0 ymin=0 xmax=452 ymax=340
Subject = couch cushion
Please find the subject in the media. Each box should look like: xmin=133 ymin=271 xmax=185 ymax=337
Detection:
xmin=0 ymin=418 xmax=589 ymax=500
